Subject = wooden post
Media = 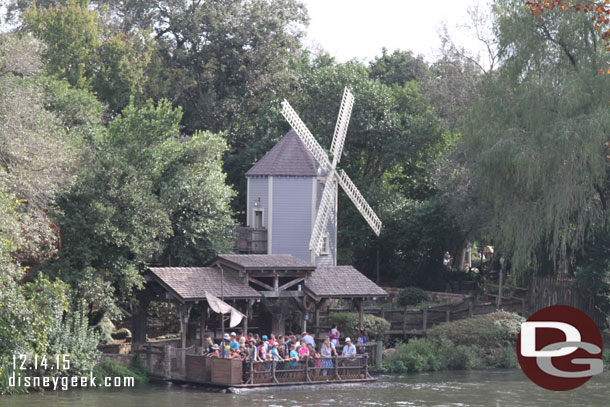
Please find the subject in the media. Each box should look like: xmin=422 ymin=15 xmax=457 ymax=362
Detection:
xmin=422 ymin=308 xmax=428 ymax=331
xmin=164 ymin=345 xmax=171 ymax=379
xmin=146 ymin=343 xmax=152 ymax=372
xmin=305 ymin=357 xmax=311 ymax=382
xmin=497 ymin=268 xmax=503 ymax=309
xmin=445 ymin=309 xmax=451 ymax=323
xmin=357 ymin=299 xmax=364 ymax=329
xmin=249 ymin=359 xmax=255 ymax=384
xmin=334 ymin=355 xmax=339 ymax=380
xmin=132 ymin=297 xmax=149 ymax=344
xmin=468 ymin=298 xmax=473 ymax=317
xmin=315 ymin=305 xmax=320 ymax=337
xmin=242 ymin=301 xmax=248 ymax=336
xmin=180 ymin=303 xmax=189 ymax=374
xmin=376 ymin=341 xmax=383 ymax=370
xmin=521 ymin=297 xmax=526 ymax=315
xmin=274 ymin=271 xmax=279 ymax=293
xmin=200 ymin=302 xmax=207 ymax=349
xmin=402 ymin=307 xmax=408 ymax=336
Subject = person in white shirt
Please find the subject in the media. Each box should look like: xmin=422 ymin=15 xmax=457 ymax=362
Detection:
xmin=341 ymin=337 xmax=356 ymax=358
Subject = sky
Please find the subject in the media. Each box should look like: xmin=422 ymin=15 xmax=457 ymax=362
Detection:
xmin=301 ymin=0 xmax=492 ymax=64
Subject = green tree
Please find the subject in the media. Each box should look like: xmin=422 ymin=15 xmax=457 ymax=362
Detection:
xmin=0 ymin=33 xmax=98 ymax=271
xmin=461 ymin=0 xmax=610 ymax=277
xmin=25 ymin=0 xmax=153 ymax=112
xmin=53 ymin=99 xmax=235 ymax=317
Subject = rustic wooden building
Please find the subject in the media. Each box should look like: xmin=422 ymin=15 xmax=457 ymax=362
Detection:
xmin=135 ymin=254 xmax=387 ymax=346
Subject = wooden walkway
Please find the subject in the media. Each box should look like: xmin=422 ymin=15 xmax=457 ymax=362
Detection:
xmin=312 ymin=291 xmax=525 ymax=338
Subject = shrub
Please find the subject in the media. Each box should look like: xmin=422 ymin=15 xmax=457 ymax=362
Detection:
xmin=329 ymin=312 xmax=390 ymax=340
xmin=383 ymin=311 xmax=523 ymax=373
xmin=426 ymin=311 xmax=524 ymax=348
xmin=92 ymin=358 xmax=148 ymax=386
xmin=397 ymin=287 xmax=429 ymax=307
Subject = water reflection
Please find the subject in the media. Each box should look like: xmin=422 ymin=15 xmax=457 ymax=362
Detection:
xmin=2 ymin=369 xmax=609 ymax=407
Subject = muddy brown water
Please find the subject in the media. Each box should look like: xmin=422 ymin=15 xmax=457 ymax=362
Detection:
xmin=2 ymin=369 xmax=609 ymax=406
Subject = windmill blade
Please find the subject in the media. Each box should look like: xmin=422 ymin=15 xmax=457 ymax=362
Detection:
xmin=281 ymin=100 xmax=331 ymax=170
xmin=310 ymin=175 xmax=337 ymax=255
xmin=330 ymin=88 xmax=354 ymax=164
xmin=337 ymin=169 xmax=382 ymax=236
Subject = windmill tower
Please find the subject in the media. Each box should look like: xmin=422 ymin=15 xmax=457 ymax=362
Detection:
xmin=244 ymin=88 xmax=381 ymax=266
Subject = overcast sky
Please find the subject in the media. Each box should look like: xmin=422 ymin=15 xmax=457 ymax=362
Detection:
xmin=301 ymin=0 xmax=491 ymax=63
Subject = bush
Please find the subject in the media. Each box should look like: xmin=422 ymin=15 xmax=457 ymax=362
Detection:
xmin=92 ymin=358 xmax=148 ymax=387
xmin=329 ymin=312 xmax=390 ymax=340
xmin=397 ymin=287 xmax=429 ymax=307
xmin=383 ymin=311 xmax=523 ymax=373
xmin=426 ymin=311 xmax=524 ymax=348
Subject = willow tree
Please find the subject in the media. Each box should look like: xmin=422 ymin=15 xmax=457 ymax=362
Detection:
xmin=462 ymin=0 xmax=610 ymax=277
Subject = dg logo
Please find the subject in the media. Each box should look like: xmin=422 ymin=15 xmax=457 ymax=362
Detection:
xmin=517 ymin=305 xmax=603 ymax=391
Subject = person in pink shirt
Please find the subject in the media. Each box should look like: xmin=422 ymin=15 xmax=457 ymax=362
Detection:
xmin=298 ymin=339 xmax=309 ymax=359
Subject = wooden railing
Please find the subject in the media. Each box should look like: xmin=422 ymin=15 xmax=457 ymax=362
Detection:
xmin=246 ymin=355 xmax=369 ymax=385
xmin=313 ymin=294 xmax=525 ymax=338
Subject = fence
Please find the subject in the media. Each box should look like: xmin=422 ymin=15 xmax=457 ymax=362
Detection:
xmin=314 ymin=295 xmax=524 ymax=338
xmin=529 ymin=277 xmax=607 ymax=327
xmin=246 ymin=355 xmax=369 ymax=385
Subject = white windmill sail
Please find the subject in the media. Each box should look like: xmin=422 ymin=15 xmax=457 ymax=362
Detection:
xmin=281 ymin=87 xmax=382 ymax=256
xmin=330 ymin=88 xmax=354 ymax=163
xmin=310 ymin=176 xmax=336 ymax=253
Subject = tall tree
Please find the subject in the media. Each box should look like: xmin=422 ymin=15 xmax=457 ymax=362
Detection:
xmin=25 ymin=0 xmax=153 ymax=112
xmin=461 ymin=0 xmax=610 ymax=277
xmin=52 ymin=99 xmax=235 ymax=317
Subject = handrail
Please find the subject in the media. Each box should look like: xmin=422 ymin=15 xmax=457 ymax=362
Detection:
xmin=244 ymin=355 xmax=369 ymax=385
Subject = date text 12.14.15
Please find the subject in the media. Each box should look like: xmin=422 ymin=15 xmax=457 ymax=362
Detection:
xmin=13 ymin=354 xmax=70 ymax=371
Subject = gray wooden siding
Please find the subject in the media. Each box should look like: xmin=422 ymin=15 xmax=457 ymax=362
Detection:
xmin=271 ymin=176 xmax=314 ymax=263
xmin=247 ymin=176 xmax=269 ymax=228
xmin=315 ymin=180 xmax=336 ymax=267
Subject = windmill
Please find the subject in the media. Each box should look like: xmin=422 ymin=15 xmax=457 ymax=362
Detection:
xmin=280 ymin=88 xmax=382 ymax=256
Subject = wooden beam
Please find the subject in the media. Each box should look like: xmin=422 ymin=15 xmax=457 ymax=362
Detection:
xmin=278 ymin=277 xmax=305 ymax=291
xmin=247 ymin=276 xmax=274 ymax=291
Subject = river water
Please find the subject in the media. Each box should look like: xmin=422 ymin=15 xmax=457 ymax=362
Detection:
xmin=2 ymin=369 xmax=609 ymax=407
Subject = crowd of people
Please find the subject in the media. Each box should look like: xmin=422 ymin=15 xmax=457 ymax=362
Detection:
xmin=201 ymin=324 xmax=368 ymax=366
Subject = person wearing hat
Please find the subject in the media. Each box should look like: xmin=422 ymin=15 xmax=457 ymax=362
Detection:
xmin=207 ymin=344 xmax=220 ymax=358
xmin=341 ymin=337 xmax=356 ymax=358
xmin=221 ymin=333 xmax=231 ymax=358
xmin=270 ymin=342 xmax=284 ymax=362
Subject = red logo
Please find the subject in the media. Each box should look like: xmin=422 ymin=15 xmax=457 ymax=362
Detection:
xmin=517 ymin=305 xmax=603 ymax=391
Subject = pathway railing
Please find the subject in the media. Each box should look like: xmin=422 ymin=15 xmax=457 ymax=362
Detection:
xmin=245 ymin=355 xmax=369 ymax=385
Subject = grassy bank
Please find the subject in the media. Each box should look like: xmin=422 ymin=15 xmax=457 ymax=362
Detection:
xmin=92 ymin=358 xmax=148 ymax=387
xmin=384 ymin=311 xmax=524 ymax=373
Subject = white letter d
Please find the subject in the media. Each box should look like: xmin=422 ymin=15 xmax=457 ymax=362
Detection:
xmin=520 ymin=321 xmax=581 ymax=357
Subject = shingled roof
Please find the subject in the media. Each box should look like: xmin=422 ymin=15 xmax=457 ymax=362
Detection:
xmin=305 ymin=266 xmax=388 ymax=299
xmin=245 ymin=130 xmax=319 ymax=176
xmin=148 ymin=267 xmax=260 ymax=302
xmin=214 ymin=254 xmax=315 ymax=271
